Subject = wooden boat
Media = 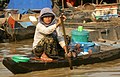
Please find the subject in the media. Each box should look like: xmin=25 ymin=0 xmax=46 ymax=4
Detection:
xmin=0 ymin=16 xmax=36 ymax=42
xmin=0 ymin=26 xmax=35 ymax=43
xmin=2 ymin=43 xmax=120 ymax=74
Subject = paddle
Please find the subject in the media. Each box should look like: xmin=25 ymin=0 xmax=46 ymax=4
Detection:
xmin=60 ymin=0 xmax=73 ymax=70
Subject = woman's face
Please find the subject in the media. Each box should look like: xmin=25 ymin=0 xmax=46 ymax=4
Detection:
xmin=43 ymin=16 xmax=52 ymax=25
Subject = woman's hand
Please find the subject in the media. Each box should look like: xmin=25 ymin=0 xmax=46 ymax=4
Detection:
xmin=60 ymin=15 xmax=66 ymax=21
xmin=56 ymin=15 xmax=66 ymax=27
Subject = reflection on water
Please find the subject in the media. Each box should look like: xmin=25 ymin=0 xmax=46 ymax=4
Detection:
xmin=0 ymin=39 xmax=120 ymax=77
xmin=0 ymin=39 xmax=33 ymax=58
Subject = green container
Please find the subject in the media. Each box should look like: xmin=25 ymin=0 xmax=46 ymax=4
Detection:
xmin=71 ymin=29 xmax=89 ymax=42
xmin=12 ymin=56 xmax=30 ymax=63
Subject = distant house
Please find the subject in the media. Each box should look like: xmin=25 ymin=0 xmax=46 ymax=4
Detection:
xmin=93 ymin=3 xmax=119 ymax=21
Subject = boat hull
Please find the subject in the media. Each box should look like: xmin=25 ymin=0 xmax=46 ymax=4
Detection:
xmin=2 ymin=47 xmax=120 ymax=74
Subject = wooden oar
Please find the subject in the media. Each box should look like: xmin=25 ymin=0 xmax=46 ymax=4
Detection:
xmin=60 ymin=12 xmax=73 ymax=70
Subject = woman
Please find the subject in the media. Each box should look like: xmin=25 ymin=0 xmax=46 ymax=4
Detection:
xmin=32 ymin=8 xmax=67 ymax=62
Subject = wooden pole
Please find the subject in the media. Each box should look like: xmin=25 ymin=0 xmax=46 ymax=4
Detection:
xmin=62 ymin=0 xmax=64 ymax=10
xmin=96 ymin=0 xmax=98 ymax=5
xmin=81 ymin=0 xmax=83 ymax=6
xmin=117 ymin=0 xmax=118 ymax=3
xmin=100 ymin=0 xmax=103 ymax=4
xmin=61 ymin=0 xmax=73 ymax=70
xmin=117 ymin=0 xmax=120 ymax=3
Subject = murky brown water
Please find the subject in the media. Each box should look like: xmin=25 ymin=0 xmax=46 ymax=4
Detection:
xmin=0 ymin=39 xmax=120 ymax=77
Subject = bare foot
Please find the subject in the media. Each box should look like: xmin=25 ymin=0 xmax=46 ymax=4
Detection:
xmin=40 ymin=53 xmax=53 ymax=62
xmin=88 ymin=50 xmax=92 ymax=55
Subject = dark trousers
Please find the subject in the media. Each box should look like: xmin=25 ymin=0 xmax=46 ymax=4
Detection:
xmin=33 ymin=35 xmax=63 ymax=57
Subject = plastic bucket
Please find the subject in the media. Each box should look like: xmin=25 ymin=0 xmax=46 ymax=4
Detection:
xmin=71 ymin=29 xmax=89 ymax=42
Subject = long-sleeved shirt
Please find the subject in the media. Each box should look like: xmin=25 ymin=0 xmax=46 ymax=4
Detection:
xmin=32 ymin=22 xmax=65 ymax=49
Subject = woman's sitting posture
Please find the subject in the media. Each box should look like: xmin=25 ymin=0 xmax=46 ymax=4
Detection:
xmin=32 ymin=8 xmax=67 ymax=62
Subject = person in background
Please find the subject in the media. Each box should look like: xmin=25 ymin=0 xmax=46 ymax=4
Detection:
xmin=69 ymin=43 xmax=96 ymax=57
xmin=32 ymin=8 xmax=67 ymax=62
xmin=66 ymin=0 xmax=76 ymax=7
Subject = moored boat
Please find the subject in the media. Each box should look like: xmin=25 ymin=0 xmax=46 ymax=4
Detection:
xmin=0 ymin=16 xmax=36 ymax=42
xmin=0 ymin=0 xmax=54 ymax=42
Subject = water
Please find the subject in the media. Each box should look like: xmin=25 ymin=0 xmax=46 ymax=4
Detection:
xmin=0 ymin=39 xmax=120 ymax=77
